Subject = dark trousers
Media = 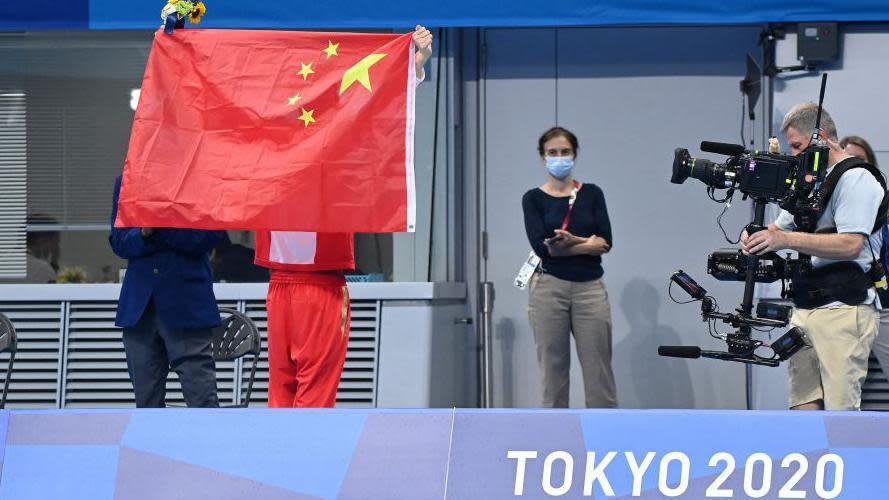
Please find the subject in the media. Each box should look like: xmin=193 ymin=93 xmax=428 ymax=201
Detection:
xmin=122 ymin=300 xmax=219 ymax=408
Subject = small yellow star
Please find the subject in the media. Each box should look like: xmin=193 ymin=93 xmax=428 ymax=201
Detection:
xmin=298 ymin=107 xmax=316 ymax=127
xmin=287 ymin=93 xmax=302 ymax=106
xmin=297 ymin=63 xmax=315 ymax=80
xmin=322 ymin=41 xmax=339 ymax=59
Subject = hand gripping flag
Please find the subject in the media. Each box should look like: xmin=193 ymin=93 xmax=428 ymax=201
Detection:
xmin=116 ymin=29 xmax=417 ymax=232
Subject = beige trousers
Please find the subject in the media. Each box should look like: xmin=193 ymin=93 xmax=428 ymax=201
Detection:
xmin=788 ymin=304 xmax=878 ymax=410
xmin=528 ymin=272 xmax=617 ymax=408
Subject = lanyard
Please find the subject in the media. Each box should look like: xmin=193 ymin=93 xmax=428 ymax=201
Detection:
xmin=560 ymin=180 xmax=582 ymax=230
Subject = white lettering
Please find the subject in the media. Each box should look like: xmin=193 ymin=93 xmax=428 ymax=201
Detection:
xmin=542 ymin=451 xmax=574 ymax=496
xmin=506 ymin=450 xmax=843 ymax=498
xmin=705 ymin=452 xmax=735 ymax=498
xmin=815 ymin=454 xmax=844 ymax=499
xmin=743 ymin=453 xmax=772 ymax=498
xmin=778 ymin=453 xmax=807 ymax=499
xmin=583 ymin=451 xmax=617 ymax=497
xmin=658 ymin=452 xmax=690 ymax=497
xmin=625 ymin=451 xmax=656 ymax=497
xmin=508 ymin=450 xmax=538 ymax=496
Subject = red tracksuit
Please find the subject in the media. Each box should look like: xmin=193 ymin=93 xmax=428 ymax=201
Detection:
xmin=254 ymin=231 xmax=354 ymax=407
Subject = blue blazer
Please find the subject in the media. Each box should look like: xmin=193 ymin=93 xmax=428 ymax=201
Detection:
xmin=110 ymin=175 xmax=224 ymax=330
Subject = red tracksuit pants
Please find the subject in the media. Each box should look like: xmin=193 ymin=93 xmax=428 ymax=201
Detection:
xmin=266 ymin=270 xmax=350 ymax=408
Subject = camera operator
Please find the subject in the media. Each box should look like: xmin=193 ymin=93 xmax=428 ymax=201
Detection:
xmin=740 ymin=103 xmax=885 ymax=411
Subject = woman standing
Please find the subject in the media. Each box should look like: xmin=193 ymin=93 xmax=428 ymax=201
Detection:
xmin=522 ymin=126 xmax=617 ymax=408
xmin=840 ymin=135 xmax=889 ymax=388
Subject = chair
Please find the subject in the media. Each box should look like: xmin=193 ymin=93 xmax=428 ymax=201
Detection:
xmin=0 ymin=312 xmax=18 ymax=409
xmin=212 ymin=308 xmax=261 ymax=408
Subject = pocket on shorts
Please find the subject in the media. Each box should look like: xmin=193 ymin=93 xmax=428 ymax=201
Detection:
xmin=596 ymin=279 xmax=609 ymax=301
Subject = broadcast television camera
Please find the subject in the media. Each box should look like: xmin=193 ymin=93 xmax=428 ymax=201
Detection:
xmin=658 ymin=74 xmax=834 ymax=367
xmin=671 ymin=139 xmax=828 ymax=230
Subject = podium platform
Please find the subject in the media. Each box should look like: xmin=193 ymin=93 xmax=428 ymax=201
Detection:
xmin=2 ymin=409 xmax=888 ymax=499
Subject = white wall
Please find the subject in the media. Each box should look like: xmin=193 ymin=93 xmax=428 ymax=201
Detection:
xmin=479 ymin=26 xmax=766 ymax=409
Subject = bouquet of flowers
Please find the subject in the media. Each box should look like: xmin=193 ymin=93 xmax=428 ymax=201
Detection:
xmin=160 ymin=0 xmax=207 ymax=34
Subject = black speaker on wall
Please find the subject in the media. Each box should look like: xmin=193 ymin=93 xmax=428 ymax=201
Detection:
xmin=797 ymin=23 xmax=839 ymax=65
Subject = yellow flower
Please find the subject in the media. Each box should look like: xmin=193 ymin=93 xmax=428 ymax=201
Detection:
xmin=189 ymin=2 xmax=206 ymax=24
xmin=167 ymin=0 xmax=177 ymax=4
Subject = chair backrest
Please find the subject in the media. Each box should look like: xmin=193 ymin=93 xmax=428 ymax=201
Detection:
xmin=211 ymin=308 xmax=261 ymax=407
xmin=211 ymin=308 xmax=260 ymax=361
xmin=0 ymin=312 xmax=16 ymax=354
xmin=0 ymin=312 xmax=18 ymax=409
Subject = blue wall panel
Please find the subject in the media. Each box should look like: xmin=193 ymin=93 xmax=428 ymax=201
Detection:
xmin=2 ymin=1 xmax=889 ymax=31
xmin=2 ymin=409 xmax=889 ymax=499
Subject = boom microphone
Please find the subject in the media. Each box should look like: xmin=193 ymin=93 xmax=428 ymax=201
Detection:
xmin=658 ymin=345 xmax=745 ymax=362
xmin=658 ymin=346 xmax=701 ymax=359
xmin=700 ymin=141 xmax=747 ymax=157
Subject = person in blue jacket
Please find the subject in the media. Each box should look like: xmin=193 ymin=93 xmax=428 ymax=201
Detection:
xmin=109 ymin=174 xmax=224 ymax=408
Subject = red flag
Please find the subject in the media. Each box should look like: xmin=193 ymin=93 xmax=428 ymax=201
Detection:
xmin=116 ymin=29 xmax=417 ymax=233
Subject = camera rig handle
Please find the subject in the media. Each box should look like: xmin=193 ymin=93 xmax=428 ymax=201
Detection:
xmin=745 ymin=223 xmax=767 ymax=235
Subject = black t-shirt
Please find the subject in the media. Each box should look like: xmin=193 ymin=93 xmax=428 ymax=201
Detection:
xmin=522 ymin=183 xmax=612 ymax=282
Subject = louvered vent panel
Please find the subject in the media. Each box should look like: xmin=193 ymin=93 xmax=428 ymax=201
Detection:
xmin=0 ymin=301 xmax=62 ymax=408
xmin=340 ymin=300 xmax=380 ymax=408
xmin=242 ymin=298 xmax=380 ymax=408
xmin=0 ymin=93 xmax=27 ymax=279
xmin=62 ymin=301 xmax=237 ymax=408
xmin=861 ymin=355 xmax=889 ymax=411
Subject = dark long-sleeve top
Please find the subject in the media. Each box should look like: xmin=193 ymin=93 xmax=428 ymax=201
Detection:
xmin=522 ymin=183 xmax=612 ymax=282
xmin=110 ymin=174 xmax=225 ymax=329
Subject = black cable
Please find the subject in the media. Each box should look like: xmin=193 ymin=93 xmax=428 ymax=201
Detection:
xmin=707 ymin=186 xmax=733 ymax=204
xmin=706 ymin=295 xmax=720 ymax=313
xmin=668 ymin=280 xmax=698 ymax=304
xmin=707 ymin=319 xmax=721 ymax=340
xmin=740 ymin=94 xmax=746 ymax=147
xmin=709 ymin=318 xmax=727 ymax=340
xmin=716 ymin=190 xmax=741 ymax=244
xmin=865 ymin=231 xmax=880 ymax=264
xmin=752 ymin=326 xmax=777 ymax=333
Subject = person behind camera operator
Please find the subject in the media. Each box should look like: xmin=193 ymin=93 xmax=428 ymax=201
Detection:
xmin=840 ymin=135 xmax=878 ymax=167
xmin=840 ymin=135 xmax=889 ymax=387
xmin=741 ymin=104 xmax=885 ymax=411
xmin=522 ymin=126 xmax=616 ymax=408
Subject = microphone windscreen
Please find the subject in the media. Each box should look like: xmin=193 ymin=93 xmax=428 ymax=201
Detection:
xmin=658 ymin=345 xmax=702 ymax=359
xmin=700 ymin=141 xmax=746 ymax=157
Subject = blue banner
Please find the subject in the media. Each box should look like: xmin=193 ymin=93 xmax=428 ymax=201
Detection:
xmin=2 ymin=0 xmax=889 ymax=31
xmin=2 ymin=408 xmax=889 ymax=499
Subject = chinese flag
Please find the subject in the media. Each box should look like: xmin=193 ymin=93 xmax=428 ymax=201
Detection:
xmin=116 ymin=28 xmax=417 ymax=233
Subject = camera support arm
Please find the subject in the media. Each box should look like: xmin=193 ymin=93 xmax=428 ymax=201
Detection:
xmin=739 ymin=198 xmax=770 ymax=322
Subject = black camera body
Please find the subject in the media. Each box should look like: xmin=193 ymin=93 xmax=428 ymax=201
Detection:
xmin=708 ymin=248 xmax=785 ymax=283
xmin=707 ymin=248 xmax=813 ymax=285
xmin=671 ymin=142 xmax=829 ymax=214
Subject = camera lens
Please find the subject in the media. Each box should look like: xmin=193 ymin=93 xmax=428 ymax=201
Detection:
xmin=672 ymin=148 xmax=732 ymax=188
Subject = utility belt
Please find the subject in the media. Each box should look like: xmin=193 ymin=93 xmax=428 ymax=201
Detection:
xmin=789 ymin=261 xmax=872 ymax=309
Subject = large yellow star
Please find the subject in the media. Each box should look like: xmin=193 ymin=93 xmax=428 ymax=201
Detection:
xmin=297 ymin=63 xmax=315 ymax=80
xmin=287 ymin=93 xmax=302 ymax=106
xmin=298 ymin=107 xmax=315 ymax=127
xmin=339 ymin=53 xmax=387 ymax=95
xmin=322 ymin=41 xmax=339 ymax=59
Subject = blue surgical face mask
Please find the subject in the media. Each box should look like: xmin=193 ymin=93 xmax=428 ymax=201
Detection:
xmin=545 ymin=156 xmax=574 ymax=179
